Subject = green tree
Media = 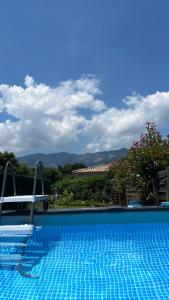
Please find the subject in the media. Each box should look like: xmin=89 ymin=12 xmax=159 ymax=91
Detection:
xmin=0 ymin=151 xmax=19 ymax=172
xmin=58 ymin=163 xmax=86 ymax=176
xmin=17 ymin=163 xmax=34 ymax=176
xmin=113 ymin=159 xmax=131 ymax=205
xmin=43 ymin=167 xmax=63 ymax=183
xmin=127 ymin=122 xmax=169 ymax=204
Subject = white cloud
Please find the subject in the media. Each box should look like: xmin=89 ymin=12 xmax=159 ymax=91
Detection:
xmin=0 ymin=75 xmax=105 ymax=155
xmin=25 ymin=75 xmax=36 ymax=88
xmin=0 ymin=75 xmax=169 ymax=155
xmin=85 ymin=91 xmax=169 ymax=152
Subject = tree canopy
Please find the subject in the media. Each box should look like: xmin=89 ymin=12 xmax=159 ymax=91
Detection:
xmin=111 ymin=122 xmax=169 ymax=204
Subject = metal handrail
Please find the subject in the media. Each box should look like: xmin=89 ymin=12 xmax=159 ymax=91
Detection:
xmin=0 ymin=160 xmax=46 ymax=224
xmin=33 ymin=160 xmax=44 ymax=195
xmin=1 ymin=161 xmax=16 ymax=198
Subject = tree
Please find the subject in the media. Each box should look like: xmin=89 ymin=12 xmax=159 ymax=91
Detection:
xmin=43 ymin=167 xmax=63 ymax=183
xmin=127 ymin=122 xmax=169 ymax=203
xmin=113 ymin=159 xmax=131 ymax=205
xmin=17 ymin=163 xmax=34 ymax=176
xmin=0 ymin=152 xmax=19 ymax=172
xmin=57 ymin=163 xmax=86 ymax=176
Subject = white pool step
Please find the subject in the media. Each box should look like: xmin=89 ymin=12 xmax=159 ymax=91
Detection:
xmin=0 ymin=234 xmax=31 ymax=238
xmin=0 ymin=254 xmax=22 ymax=261
xmin=0 ymin=195 xmax=48 ymax=203
xmin=0 ymin=225 xmax=34 ymax=237
xmin=0 ymin=225 xmax=33 ymax=232
xmin=0 ymin=242 xmax=27 ymax=247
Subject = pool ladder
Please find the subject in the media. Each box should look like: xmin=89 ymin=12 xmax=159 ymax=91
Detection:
xmin=0 ymin=224 xmax=38 ymax=277
xmin=0 ymin=160 xmax=48 ymax=224
xmin=0 ymin=160 xmax=48 ymax=277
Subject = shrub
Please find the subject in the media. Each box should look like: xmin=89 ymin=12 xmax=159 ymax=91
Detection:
xmin=52 ymin=174 xmax=114 ymax=206
xmin=58 ymin=190 xmax=74 ymax=207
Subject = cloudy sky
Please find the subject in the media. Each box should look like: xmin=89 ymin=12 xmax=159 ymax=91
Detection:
xmin=0 ymin=0 xmax=168 ymax=156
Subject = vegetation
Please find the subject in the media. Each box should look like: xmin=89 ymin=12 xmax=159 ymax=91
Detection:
xmin=0 ymin=154 xmax=88 ymax=205
xmin=127 ymin=122 xmax=169 ymax=203
xmin=109 ymin=159 xmax=131 ymax=205
xmin=57 ymin=163 xmax=86 ymax=176
xmin=51 ymin=174 xmax=114 ymax=208
xmin=111 ymin=122 xmax=169 ymax=205
xmin=57 ymin=190 xmax=74 ymax=207
xmin=0 ymin=152 xmax=19 ymax=172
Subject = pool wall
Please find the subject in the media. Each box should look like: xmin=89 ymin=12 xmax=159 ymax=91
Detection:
xmin=1 ymin=207 xmax=169 ymax=226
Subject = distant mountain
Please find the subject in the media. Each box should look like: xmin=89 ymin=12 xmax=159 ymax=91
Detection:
xmin=17 ymin=148 xmax=128 ymax=167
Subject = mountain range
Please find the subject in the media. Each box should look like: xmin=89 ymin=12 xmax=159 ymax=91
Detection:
xmin=17 ymin=148 xmax=128 ymax=167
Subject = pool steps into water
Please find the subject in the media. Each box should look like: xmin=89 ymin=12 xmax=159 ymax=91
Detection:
xmin=0 ymin=161 xmax=48 ymax=275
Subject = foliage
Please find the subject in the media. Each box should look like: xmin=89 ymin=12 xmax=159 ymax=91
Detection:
xmin=57 ymin=163 xmax=86 ymax=176
xmin=127 ymin=122 xmax=169 ymax=202
xmin=113 ymin=160 xmax=131 ymax=193
xmin=57 ymin=190 xmax=74 ymax=207
xmin=0 ymin=152 xmax=35 ymax=177
xmin=43 ymin=167 xmax=63 ymax=183
xmin=107 ymin=159 xmax=131 ymax=205
xmin=0 ymin=152 xmax=19 ymax=172
xmin=17 ymin=163 xmax=34 ymax=176
xmin=52 ymin=174 xmax=114 ymax=206
xmin=128 ymin=122 xmax=169 ymax=176
xmin=107 ymin=122 xmax=169 ymax=205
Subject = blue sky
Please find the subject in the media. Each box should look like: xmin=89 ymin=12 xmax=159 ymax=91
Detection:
xmin=0 ymin=0 xmax=168 ymax=155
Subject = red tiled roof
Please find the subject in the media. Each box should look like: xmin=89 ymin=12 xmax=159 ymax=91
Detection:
xmin=72 ymin=163 xmax=113 ymax=175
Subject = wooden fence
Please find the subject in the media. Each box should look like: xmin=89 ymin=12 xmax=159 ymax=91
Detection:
xmin=153 ymin=167 xmax=169 ymax=205
xmin=125 ymin=168 xmax=169 ymax=206
xmin=111 ymin=190 xmax=126 ymax=206
xmin=126 ymin=182 xmax=138 ymax=203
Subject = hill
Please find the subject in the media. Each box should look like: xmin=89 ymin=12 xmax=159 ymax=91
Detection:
xmin=17 ymin=148 xmax=128 ymax=167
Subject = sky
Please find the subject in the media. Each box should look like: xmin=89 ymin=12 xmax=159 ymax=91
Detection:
xmin=0 ymin=0 xmax=168 ymax=156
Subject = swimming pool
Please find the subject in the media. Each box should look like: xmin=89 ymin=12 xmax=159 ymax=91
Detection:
xmin=1 ymin=210 xmax=169 ymax=299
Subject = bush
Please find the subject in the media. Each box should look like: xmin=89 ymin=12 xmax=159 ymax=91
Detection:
xmin=52 ymin=174 xmax=114 ymax=206
xmin=58 ymin=190 xmax=74 ymax=207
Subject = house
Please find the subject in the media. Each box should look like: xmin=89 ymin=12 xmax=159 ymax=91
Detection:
xmin=72 ymin=163 xmax=113 ymax=177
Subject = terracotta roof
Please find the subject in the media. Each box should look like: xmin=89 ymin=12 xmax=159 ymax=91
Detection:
xmin=72 ymin=163 xmax=112 ymax=175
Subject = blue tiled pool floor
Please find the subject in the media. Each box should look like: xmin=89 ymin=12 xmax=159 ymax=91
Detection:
xmin=1 ymin=223 xmax=169 ymax=299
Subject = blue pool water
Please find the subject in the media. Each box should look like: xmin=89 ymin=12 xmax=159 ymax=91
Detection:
xmin=1 ymin=213 xmax=169 ymax=299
